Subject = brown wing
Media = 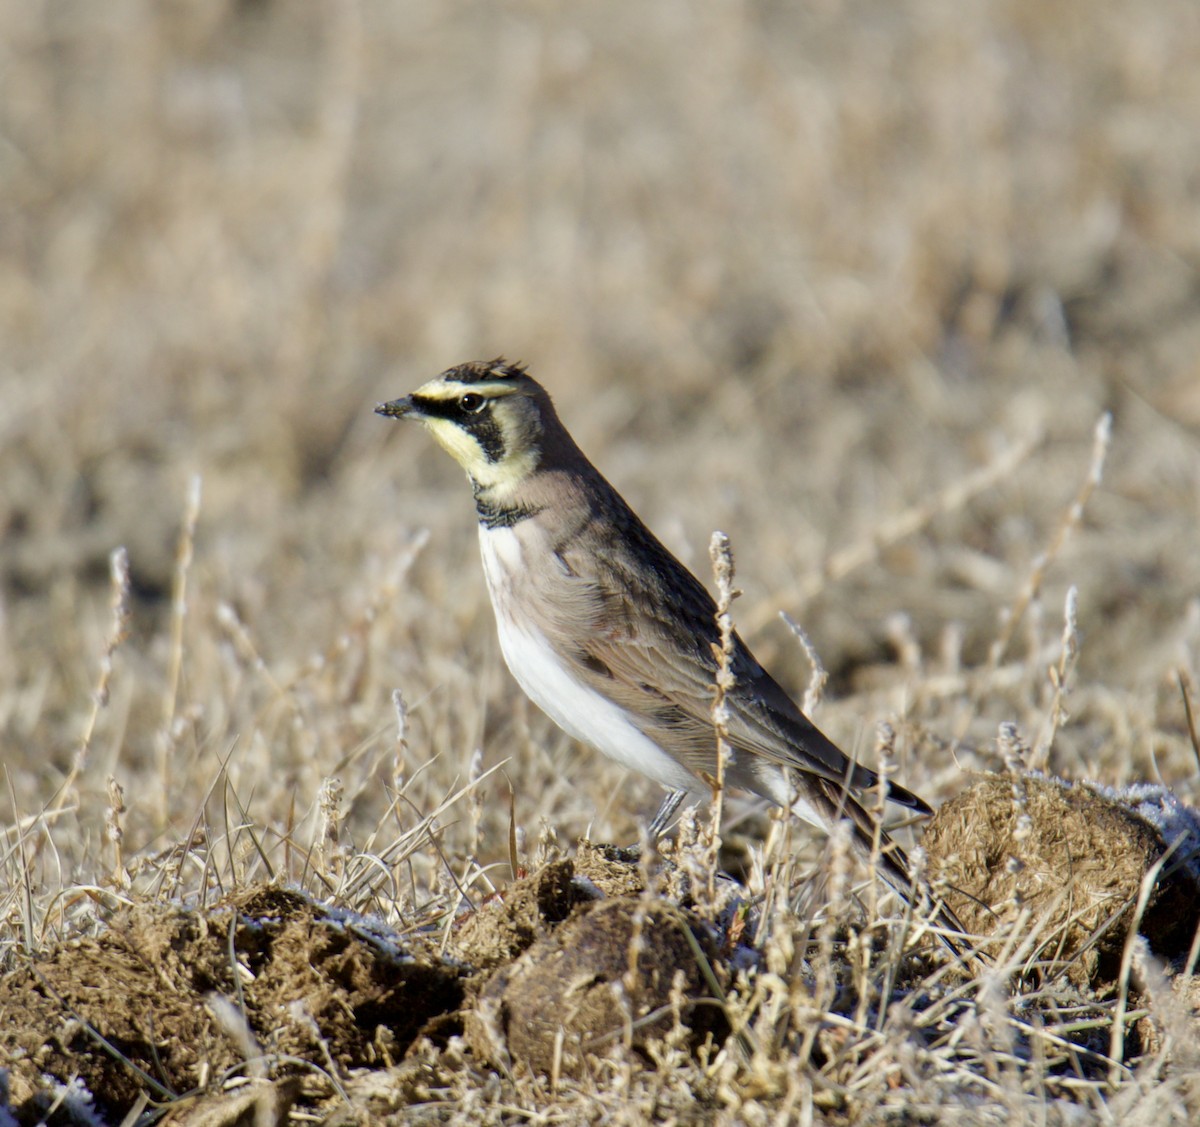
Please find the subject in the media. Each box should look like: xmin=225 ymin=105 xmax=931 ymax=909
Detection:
xmin=549 ymin=499 xmax=929 ymax=812
xmin=531 ymin=485 xmax=968 ymax=953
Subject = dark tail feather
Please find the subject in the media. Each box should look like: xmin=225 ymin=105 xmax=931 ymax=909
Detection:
xmin=881 ymin=778 xmax=932 ymax=815
xmin=812 ymin=778 xmax=972 ymax=961
xmin=794 ymin=717 xmax=933 ymax=816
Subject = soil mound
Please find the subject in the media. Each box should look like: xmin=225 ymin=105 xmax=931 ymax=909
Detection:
xmin=924 ymin=773 xmax=1200 ymax=985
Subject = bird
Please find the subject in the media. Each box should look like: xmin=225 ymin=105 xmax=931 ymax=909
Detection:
xmin=376 ymin=358 xmax=957 ymax=931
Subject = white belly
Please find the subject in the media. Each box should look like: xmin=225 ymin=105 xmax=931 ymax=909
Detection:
xmin=478 ymin=526 xmax=701 ymax=796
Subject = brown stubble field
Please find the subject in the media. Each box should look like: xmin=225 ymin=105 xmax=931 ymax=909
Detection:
xmin=2 ymin=1 xmax=1200 ymax=1122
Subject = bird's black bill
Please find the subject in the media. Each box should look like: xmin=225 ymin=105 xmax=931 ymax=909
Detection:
xmin=375 ymin=397 xmax=414 ymax=419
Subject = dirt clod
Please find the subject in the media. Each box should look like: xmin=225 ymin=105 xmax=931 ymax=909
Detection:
xmin=469 ymin=897 xmax=729 ymax=1078
xmin=448 ymin=859 xmax=584 ymax=969
xmin=573 ymin=841 xmax=649 ymax=898
xmin=0 ymin=886 xmax=467 ymax=1118
xmin=924 ymin=773 xmax=1200 ymax=986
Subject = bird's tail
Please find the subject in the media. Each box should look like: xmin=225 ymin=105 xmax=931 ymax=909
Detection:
xmin=805 ymin=777 xmax=972 ymax=962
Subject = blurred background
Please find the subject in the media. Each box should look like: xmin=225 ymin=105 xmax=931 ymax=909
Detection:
xmin=2 ymin=0 xmax=1198 ymax=864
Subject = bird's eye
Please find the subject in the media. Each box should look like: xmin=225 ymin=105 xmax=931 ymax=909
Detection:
xmin=459 ymin=393 xmax=485 ymax=414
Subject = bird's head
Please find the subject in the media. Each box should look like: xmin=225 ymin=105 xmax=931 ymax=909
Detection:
xmin=376 ymin=358 xmax=554 ymax=492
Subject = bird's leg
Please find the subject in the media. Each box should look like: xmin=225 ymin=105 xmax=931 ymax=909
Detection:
xmin=647 ymin=788 xmax=689 ymax=839
xmin=616 ymin=789 xmax=689 ymax=858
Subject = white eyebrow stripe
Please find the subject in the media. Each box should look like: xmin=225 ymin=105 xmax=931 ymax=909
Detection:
xmin=413 ymin=379 xmax=521 ymax=401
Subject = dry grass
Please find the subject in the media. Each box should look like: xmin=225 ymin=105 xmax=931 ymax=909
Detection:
xmin=2 ymin=0 xmax=1199 ymax=1122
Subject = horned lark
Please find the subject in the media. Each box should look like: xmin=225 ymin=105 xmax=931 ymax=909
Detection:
xmin=377 ymin=359 xmax=947 ymax=914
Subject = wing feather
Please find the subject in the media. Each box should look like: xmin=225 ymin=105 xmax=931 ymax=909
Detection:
xmin=546 ymin=504 xmax=925 ymax=808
